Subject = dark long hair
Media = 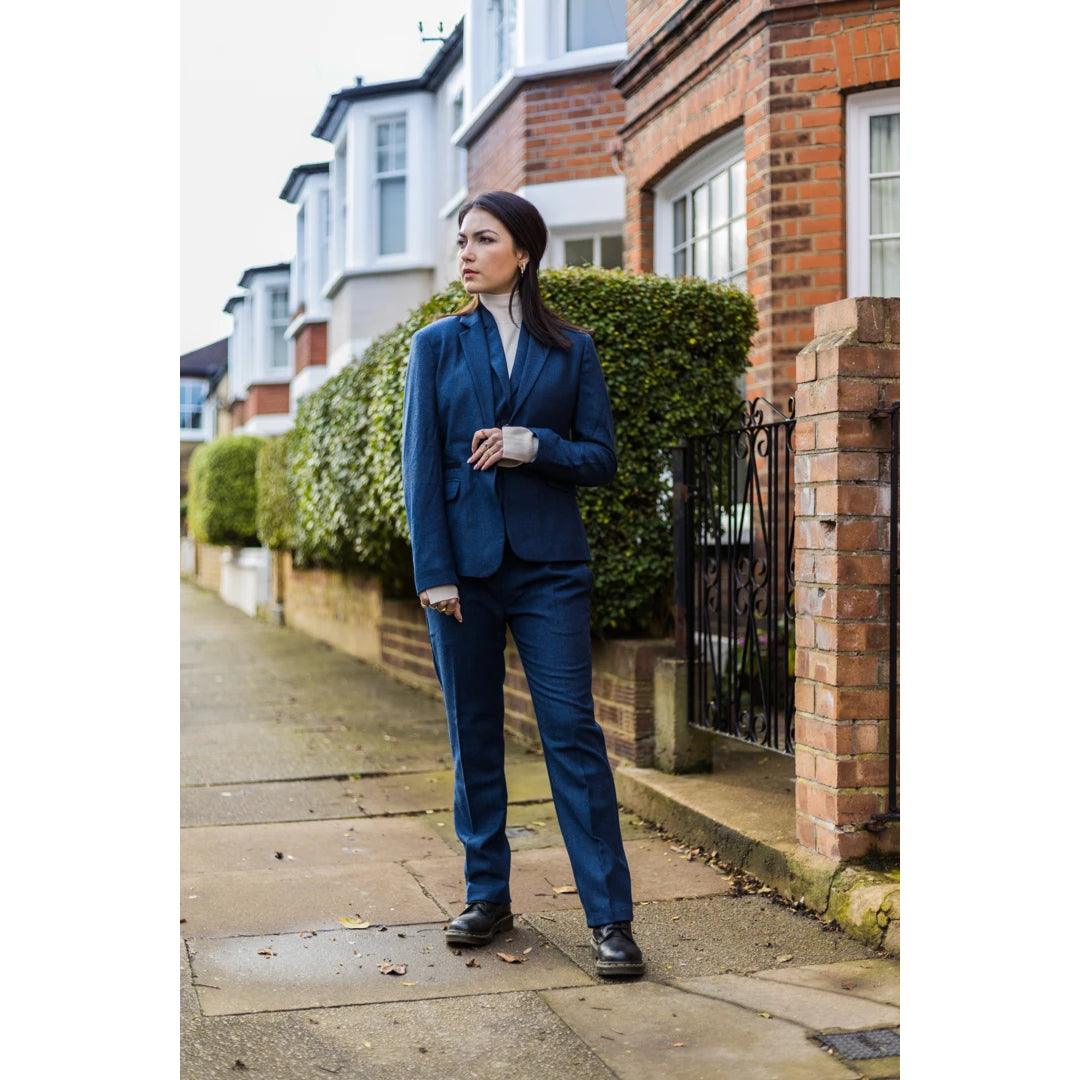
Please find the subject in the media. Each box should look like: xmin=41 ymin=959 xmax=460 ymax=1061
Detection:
xmin=436 ymin=190 xmax=588 ymax=351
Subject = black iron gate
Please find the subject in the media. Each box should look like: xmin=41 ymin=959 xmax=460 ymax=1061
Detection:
xmin=672 ymin=397 xmax=797 ymax=754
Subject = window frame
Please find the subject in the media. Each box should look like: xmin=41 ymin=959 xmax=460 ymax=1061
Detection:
xmin=295 ymin=204 xmax=308 ymax=311
xmin=180 ymin=377 xmax=208 ymax=433
xmin=653 ymin=126 xmax=747 ymax=287
xmin=266 ymin=287 xmax=291 ymax=372
xmin=558 ymin=230 xmax=624 ymax=269
xmin=316 ymin=187 xmax=331 ymax=292
xmin=372 ymin=113 xmax=408 ymax=257
xmin=564 ymin=0 xmax=626 ymax=53
xmin=845 ymin=86 xmax=900 ymax=298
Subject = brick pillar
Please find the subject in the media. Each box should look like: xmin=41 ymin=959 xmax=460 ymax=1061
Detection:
xmin=792 ymin=296 xmax=899 ymax=862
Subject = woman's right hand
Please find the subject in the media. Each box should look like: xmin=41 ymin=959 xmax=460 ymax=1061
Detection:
xmin=419 ymin=590 xmax=463 ymax=623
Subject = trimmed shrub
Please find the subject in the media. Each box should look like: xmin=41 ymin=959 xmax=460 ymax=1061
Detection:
xmin=290 ymin=267 xmax=756 ymax=636
xmin=187 ymin=434 xmax=265 ymax=547
xmin=256 ymin=431 xmax=297 ymax=551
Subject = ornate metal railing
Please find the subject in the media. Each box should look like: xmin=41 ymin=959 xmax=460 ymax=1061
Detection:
xmin=869 ymin=401 xmax=899 ymax=821
xmin=672 ymin=397 xmax=797 ymax=754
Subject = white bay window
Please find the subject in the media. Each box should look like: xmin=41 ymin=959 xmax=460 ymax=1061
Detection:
xmin=656 ymin=127 xmax=747 ymax=289
xmin=846 ymin=87 xmax=899 ymax=297
xmin=375 ymin=115 xmax=407 ymax=256
xmin=566 ymin=0 xmax=625 ymax=51
xmin=268 ymin=288 xmax=290 ymax=371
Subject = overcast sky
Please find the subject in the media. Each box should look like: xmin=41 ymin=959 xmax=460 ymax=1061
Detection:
xmin=180 ymin=1 xmax=467 ymax=354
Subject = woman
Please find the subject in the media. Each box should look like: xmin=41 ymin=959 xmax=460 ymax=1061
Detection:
xmin=401 ymin=190 xmax=644 ymax=977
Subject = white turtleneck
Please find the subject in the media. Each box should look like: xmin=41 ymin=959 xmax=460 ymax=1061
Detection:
xmin=422 ymin=290 xmax=541 ymax=606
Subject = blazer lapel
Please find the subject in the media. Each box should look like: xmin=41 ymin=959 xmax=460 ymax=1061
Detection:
xmin=506 ymin=329 xmax=550 ymax=425
xmin=457 ymin=309 xmax=495 ymax=425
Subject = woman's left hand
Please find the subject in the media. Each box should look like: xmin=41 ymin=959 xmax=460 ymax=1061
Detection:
xmin=468 ymin=427 xmax=505 ymax=470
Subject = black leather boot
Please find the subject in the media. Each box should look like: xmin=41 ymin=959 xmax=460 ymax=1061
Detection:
xmin=444 ymin=900 xmax=514 ymax=946
xmin=590 ymin=920 xmax=645 ymax=976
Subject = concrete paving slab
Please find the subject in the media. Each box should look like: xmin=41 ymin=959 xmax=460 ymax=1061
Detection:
xmin=670 ymin=971 xmax=900 ymax=1031
xmin=181 ymin=862 xmax=447 ymax=938
xmin=355 ymin=758 xmax=553 ymax=815
xmin=424 ymin=800 xmax=656 ymax=854
xmin=181 ymin=816 xmax=448 ymax=873
xmin=180 ymin=749 xmax=378 ymax=786
xmin=181 ymin=988 xmax=614 ymax=1080
xmin=523 ymin=894 xmax=877 ymax=980
xmin=752 ymin=957 xmax=900 ymax=1007
xmin=404 ymin=838 xmax=734 ymax=919
xmin=541 ymin=980 xmax=859 ymax=1079
xmin=188 ymin=919 xmax=594 ymax=1016
xmin=181 ymin=778 xmax=365 ymax=827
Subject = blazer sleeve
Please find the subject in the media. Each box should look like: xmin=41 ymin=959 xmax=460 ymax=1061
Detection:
xmin=401 ymin=330 xmax=459 ymax=595
xmin=526 ymin=334 xmax=617 ymax=487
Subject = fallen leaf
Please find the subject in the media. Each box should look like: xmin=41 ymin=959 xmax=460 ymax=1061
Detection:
xmin=759 ymin=1011 xmax=771 ymax=1019
xmin=552 ymin=885 xmax=577 ymax=895
xmin=523 ymin=946 xmax=533 ymax=954
xmin=377 ymin=962 xmax=407 ymax=975
xmin=362 ymin=1041 xmax=372 ymax=1049
xmin=299 ymin=930 xmax=317 ymax=939
xmin=465 ymin=958 xmax=480 ymax=968
xmin=338 ymin=917 xmax=371 ymax=928
xmin=672 ymin=1042 xmax=686 ymax=1047
xmin=402 ymin=981 xmax=417 ymax=986
xmin=840 ymin=980 xmax=856 ymax=990
xmin=257 ymin=949 xmax=276 ymax=958
xmin=497 ymin=952 xmax=525 ymax=963
xmin=775 ymin=955 xmax=793 ymax=964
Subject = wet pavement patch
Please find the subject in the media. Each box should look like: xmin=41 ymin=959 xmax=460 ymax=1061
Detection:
xmin=188 ymin=919 xmax=594 ymax=1016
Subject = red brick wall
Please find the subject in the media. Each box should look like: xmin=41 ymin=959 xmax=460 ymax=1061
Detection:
xmin=469 ymin=70 xmax=625 ymax=194
xmin=246 ymin=382 xmax=290 ymax=418
xmin=792 ymin=297 xmax=899 ymax=862
xmin=294 ymin=320 xmax=327 ymax=373
xmin=615 ymin=0 xmax=899 ymax=409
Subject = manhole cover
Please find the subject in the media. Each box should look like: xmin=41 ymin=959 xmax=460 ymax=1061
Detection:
xmin=505 ymin=826 xmax=536 ymax=838
xmin=817 ymin=1029 xmax=900 ymax=1060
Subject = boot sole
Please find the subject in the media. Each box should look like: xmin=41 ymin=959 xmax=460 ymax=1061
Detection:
xmin=591 ymin=941 xmax=645 ymax=976
xmin=443 ymin=912 xmax=513 ymax=946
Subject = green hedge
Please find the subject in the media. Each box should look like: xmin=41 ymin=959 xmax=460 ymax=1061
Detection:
xmin=187 ymin=434 xmax=265 ymax=547
xmin=287 ymin=267 xmax=755 ymax=636
xmin=256 ymin=432 xmax=297 ymax=551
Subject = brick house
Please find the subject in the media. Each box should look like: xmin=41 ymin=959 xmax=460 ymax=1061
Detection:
xmin=223 ymin=263 xmax=293 ymax=435
xmin=612 ymin=0 xmax=900 ymax=406
xmin=278 ymin=163 xmax=332 ymax=416
xmin=179 ymin=337 xmax=226 ymax=493
xmin=310 ymin=19 xmax=466 ymax=375
xmin=458 ymin=0 xmax=628 ymax=269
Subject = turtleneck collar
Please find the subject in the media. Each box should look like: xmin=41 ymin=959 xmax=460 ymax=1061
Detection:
xmin=477 ymin=288 xmax=522 ymax=327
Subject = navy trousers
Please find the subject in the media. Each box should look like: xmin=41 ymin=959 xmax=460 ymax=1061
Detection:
xmin=424 ymin=531 xmax=634 ymax=927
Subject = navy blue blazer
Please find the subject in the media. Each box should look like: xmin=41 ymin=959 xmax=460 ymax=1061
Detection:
xmin=401 ymin=304 xmax=617 ymax=595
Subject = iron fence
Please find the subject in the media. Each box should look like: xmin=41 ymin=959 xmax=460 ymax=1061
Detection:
xmin=672 ymin=397 xmax=797 ymax=754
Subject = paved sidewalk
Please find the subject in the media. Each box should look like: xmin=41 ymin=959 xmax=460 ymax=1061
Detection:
xmin=181 ymin=582 xmax=899 ymax=1079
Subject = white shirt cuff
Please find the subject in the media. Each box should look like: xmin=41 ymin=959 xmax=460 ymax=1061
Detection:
xmin=499 ymin=426 xmax=539 ymax=467
xmin=424 ymin=584 xmax=459 ymax=604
